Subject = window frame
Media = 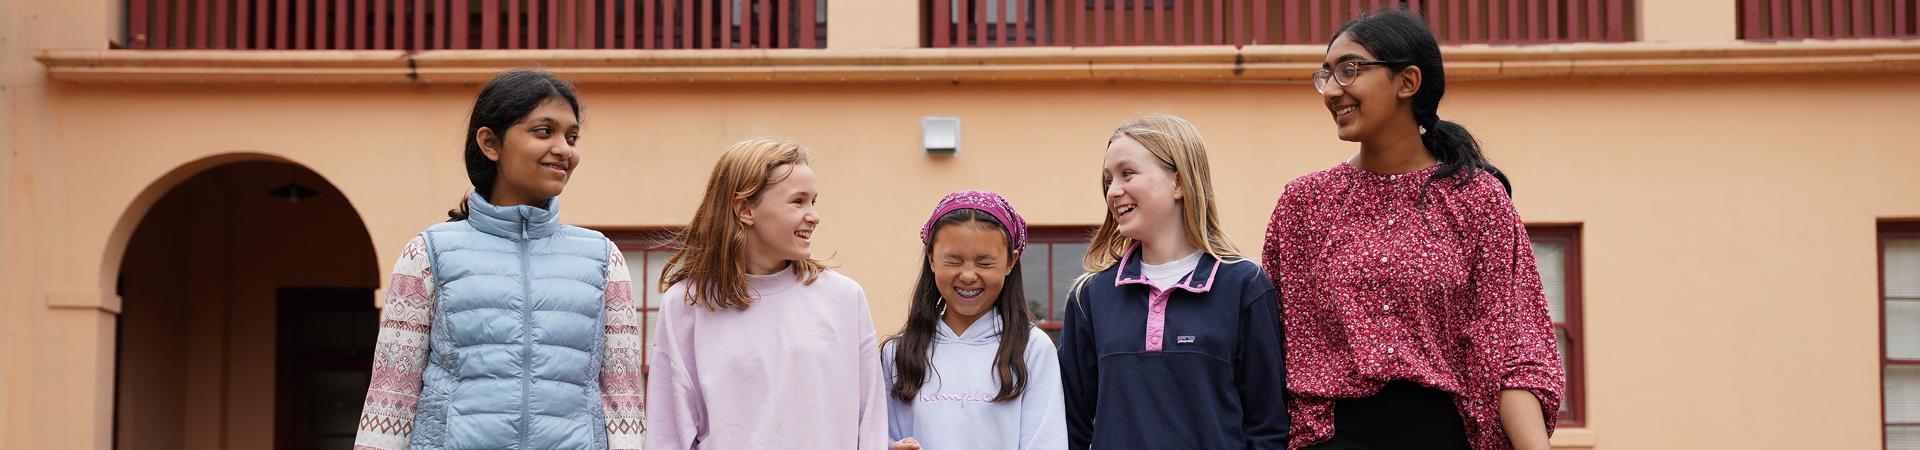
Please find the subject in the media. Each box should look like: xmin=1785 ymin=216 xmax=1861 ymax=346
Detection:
xmin=1528 ymin=224 xmax=1586 ymax=428
xmin=1881 ymin=221 xmax=1920 ymax=449
xmin=1025 ymin=226 xmax=1099 ymax=335
xmin=599 ymin=227 xmax=684 ymax=376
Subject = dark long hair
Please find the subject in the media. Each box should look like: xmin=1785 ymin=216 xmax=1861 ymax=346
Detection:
xmin=1335 ymin=9 xmax=1511 ymax=195
xmin=886 ymin=208 xmax=1036 ymax=404
xmin=447 ymin=69 xmax=584 ymax=221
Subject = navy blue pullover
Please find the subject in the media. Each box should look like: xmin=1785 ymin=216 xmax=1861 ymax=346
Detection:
xmin=1057 ymin=245 xmax=1289 ymax=450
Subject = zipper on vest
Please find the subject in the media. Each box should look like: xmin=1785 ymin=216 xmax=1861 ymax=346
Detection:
xmin=517 ymin=216 xmax=534 ymax=449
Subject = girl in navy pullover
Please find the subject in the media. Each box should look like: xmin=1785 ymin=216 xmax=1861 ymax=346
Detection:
xmin=1057 ymin=115 xmax=1289 ymax=450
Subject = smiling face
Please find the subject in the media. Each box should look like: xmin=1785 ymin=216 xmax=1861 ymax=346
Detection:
xmin=737 ymin=163 xmax=820 ymax=274
xmin=1321 ymin=32 xmax=1419 ymax=143
xmin=929 ymin=220 xmax=1019 ymax=330
xmin=1103 ymin=135 xmax=1185 ymax=246
xmin=479 ymin=99 xmax=581 ymax=207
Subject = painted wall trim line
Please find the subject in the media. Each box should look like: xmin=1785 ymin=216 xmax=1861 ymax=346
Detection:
xmin=34 ymin=40 xmax=1920 ymax=84
xmin=44 ymin=288 xmax=123 ymax=314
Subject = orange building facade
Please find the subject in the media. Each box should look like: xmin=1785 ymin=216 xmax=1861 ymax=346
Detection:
xmin=3 ymin=0 xmax=1920 ymax=448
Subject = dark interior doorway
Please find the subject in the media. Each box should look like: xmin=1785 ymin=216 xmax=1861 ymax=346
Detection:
xmin=275 ymin=288 xmax=379 ymax=450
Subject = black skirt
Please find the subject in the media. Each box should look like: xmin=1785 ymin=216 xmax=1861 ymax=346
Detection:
xmin=1301 ymin=380 xmax=1473 ymax=450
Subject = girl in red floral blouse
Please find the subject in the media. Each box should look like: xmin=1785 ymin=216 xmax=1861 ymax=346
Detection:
xmin=1262 ymin=9 xmax=1565 ymax=450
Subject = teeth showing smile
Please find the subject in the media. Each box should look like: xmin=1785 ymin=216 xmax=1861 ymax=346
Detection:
xmin=1335 ymin=106 xmax=1356 ymax=117
xmin=796 ymin=230 xmax=812 ymax=240
xmin=1115 ymin=204 xmax=1137 ymax=216
xmin=542 ymin=163 xmax=567 ymax=171
xmin=954 ymin=287 xmax=984 ymax=298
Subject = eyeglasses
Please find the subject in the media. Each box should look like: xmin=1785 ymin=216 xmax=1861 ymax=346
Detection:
xmin=1312 ymin=61 xmax=1395 ymax=93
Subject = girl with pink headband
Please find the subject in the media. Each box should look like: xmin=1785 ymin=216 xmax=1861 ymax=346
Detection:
xmin=882 ymin=190 xmax=1068 ymax=450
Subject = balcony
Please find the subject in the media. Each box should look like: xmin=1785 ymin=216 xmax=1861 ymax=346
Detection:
xmin=124 ymin=0 xmax=829 ymax=50
xmin=924 ymin=0 xmax=1630 ymax=47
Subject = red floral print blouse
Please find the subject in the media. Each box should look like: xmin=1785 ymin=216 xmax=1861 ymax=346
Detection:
xmin=1262 ymin=162 xmax=1564 ymax=450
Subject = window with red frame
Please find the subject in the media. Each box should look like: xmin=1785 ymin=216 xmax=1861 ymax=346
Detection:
xmin=1881 ymin=221 xmax=1920 ymax=449
xmin=1019 ymin=226 xmax=1098 ymax=343
xmin=1528 ymin=225 xmax=1586 ymax=428
xmin=602 ymin=228 xmax=682 ymax=387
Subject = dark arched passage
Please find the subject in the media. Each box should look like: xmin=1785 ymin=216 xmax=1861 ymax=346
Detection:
xmin=115 ymin=160 xmax=379 ymax=450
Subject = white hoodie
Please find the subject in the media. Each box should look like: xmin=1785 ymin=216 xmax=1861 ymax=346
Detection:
xmin=882 ymin=307 xmax=1068 ymax=450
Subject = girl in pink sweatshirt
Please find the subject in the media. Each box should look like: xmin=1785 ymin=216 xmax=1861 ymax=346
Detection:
xmin=643 ymin=138 xmax=888 ymax=450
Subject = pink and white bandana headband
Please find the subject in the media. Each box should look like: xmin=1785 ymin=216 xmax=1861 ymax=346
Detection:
xmin=919 ymin=190 xmax=1028 ymax=253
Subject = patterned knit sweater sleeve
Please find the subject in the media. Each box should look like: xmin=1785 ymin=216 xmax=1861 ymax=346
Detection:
xmin=602 ymin=240 xmax=647 ymax=449
xmin=354 ymin=236 xmax=436 ymax=450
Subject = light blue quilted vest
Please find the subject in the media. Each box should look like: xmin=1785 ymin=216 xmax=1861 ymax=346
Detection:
xmin=411 ymin=191 xmax=611 ymax=450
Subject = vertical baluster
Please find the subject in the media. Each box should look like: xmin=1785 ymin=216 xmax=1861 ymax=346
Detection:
xmin=1584 ymin=0 xmax=1597 ymax=40
xmin=933 ymin=0 xmax=951 ymax=45
xmin=1092 ymin=0 xmax=1104 ymax=45
xmin=605 ymin=0 xmax=617 ymax=47
xmin=195 ymin=0 xmax=209 ymax=48
xmin=1467 ymin=0 xmax=1479 ymax=41
xmin=696 ymin=0 xmax=708 ymax=47
xmin=374 ymin=0 xmax=389 ymax=48
xmin=801 ymin=0 xmax=815 ymax=47
xmin=1174 ymin=0 xmax=1185 ymax=44
xmin=1895 ymin=0 xmax=1906 ymax=36
xmin=1444 ymin=0 xmax=1458 ymax=41
xmin=645 ymin=0 xmax=657 ymax=48
xmin=1075 ymin=0 xmax=1085 ymax=45
xmin=1210 ymin=0 xmax=1220 ymax=44
xmin=1121 ymin=0 xmax=1136 ymax=44
xmin=296 ymin=0 xmax=310 ymax=48
xmin=337 ymin=0 xmax=350 ymax=48
xmin=584 ymin=0 xmax=598 ymax=48
xmin=958 ymin=0 xmax=971 ymax=45
xmin=1849 ymin=0 xmax=1864 ymax=35
xmin=722 ymin=0 xmax=733 ymax=47
xmin=1507 ymin=0 xmax=1519 ymax=42
xmin=757 ymin=0 xmax=770 ymax=47
xmin=1606 ymin=0 xmax=1622 ymax=40
xmin=239 ymin=0 xmax=253 ymax=48
xmin=1823 ymin=0 xmax=1838 ymax=37
xmin=1054 ymin=0 xmax=1065 ymax=45
xmin=976 ymin=0 xmax=990 ymax=46
xmin=1152 ymin=0 xmax=1163 ymax=44
xmin=624 ymin=0 xmax=635 ymax=47
xmin=1545 ymin=0 xmax=1557 ymax=40
xmin=1252 ymin=0 xmax=1266 ymax=44
xmin=216 ymin=0 xmax=233 ymax=47
xmin=130 ymin=0 xmax=151 ymax=48
xmin=1231 ymin=0 xmax=1242 ymax=44
xmin=531 ymin=0 xmax=543 ymax=48
xmin=510 ymin=0 xmax=526 ymax=47
xmin=173 ymin=0 xmax=189 ymax=47
xmin=319 ymin=0 xmax=332 ymax=48
xmin=478 ymin=0 xmax=496 ymax=47
xmin=549 ymin=0 xmax=560 ymax=48
xmin=1308 ymin=0 xmax=1320 ymax=44
xmin=1019 ymin=0 xmax=1029 ymax=45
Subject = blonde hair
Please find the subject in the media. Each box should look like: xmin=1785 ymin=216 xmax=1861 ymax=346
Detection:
xmin=1081 ymin=115 xmax=1244 ymax=273
xmin=661 ymin=139 xmax=831 ymax=310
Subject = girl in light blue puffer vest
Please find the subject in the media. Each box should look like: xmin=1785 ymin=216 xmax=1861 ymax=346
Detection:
xmin=353 ymin=69 xmax=646 ymax=450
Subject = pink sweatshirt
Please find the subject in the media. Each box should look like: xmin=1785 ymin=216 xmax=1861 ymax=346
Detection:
xmin=644 ymin=266 xmax=888 ymax=450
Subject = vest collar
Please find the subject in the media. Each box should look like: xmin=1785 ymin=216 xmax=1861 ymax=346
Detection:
xmin=465 ymin=190 xmax=563 ymax=240
xmin=1114 ymin=243 xmax=1222 ymax=294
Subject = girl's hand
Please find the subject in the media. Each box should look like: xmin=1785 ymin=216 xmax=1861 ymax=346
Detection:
xmin=889 ymin=437 xmax=923 ymax=450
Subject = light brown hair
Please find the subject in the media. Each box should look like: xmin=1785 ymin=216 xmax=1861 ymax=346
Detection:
xmin=1081 ymin=114 xmax=1244 ymax=273
xmin=661 ymin=139 xmax=830 ymax=310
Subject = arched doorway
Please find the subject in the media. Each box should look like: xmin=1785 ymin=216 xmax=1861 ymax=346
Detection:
xmin=114 ymin=160 xmax=379 ymax=450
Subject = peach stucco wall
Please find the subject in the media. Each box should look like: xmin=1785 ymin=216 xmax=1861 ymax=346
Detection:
xmin=6 ymin=0 xmax=1920 ymax=449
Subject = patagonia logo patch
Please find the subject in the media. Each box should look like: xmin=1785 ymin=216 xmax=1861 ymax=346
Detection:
xmin=1176 ymin=335 xmax=1197 ymax=345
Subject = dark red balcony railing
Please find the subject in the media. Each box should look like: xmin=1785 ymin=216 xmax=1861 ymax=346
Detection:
xmin=1740 ymin=0 xmax=1920 ymax=38
xmin=925 ymin=0 xmax=1629 ymax=46
xmin=125 ymin=0 xmax=825 ymax=50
